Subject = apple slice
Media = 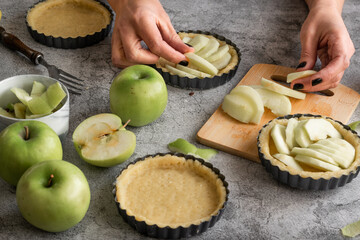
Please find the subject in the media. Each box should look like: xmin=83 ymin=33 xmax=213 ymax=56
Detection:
xmin=295 ymin=155 xmax=341 ymax=172
xmin=230 ymin=85 xmax=264 ymax=124
xmin=158 ymin=57 xmax=176 ymax=67
xmin=273 ymin=153 xmax=303 ymax=171
xmin=285 ymin=118 xmax=299 ymax=149
xmin=0 ymin=107 xmax=15 ymax=118
xmin=261 ymin=77 xmax=306 ymax=100
xmin=196 ymin=38 xmax=220 ymax=58
xmin=287 ymin=70 xmax=317 ymax=83
xmin=165 ymin=64 xmax=197 ymax=78
xmin=14 ymin=103 xmax=26 ymax=119
xmin=253 ymin=86 xmax=291 ymax=116
xmin=294 ymin=120 xmax=313 ymax=148
xmin=185 ymin=52 xmax=218 ymax=75
xmin=309 ymin=143 xmax=352 ymax=168
xmin=30 ymin=81 xmax=47 ymax=97
xmin=11 ymin=87 xmax=32 ymax=106
xmin=27 ymin=82 xmax=66 ymax=115
xmin=210 ymin=52 xmax=231 ymax=70
xmin=303 ymin=118 xmax=342 ymax=141
xmin=271 ymin=124 xmax=290 ymax=154
xmin=188 ymin=35 xmax=210 ymax=52
xmin=72 ymin=113 xmax=136 ymax=167
xmin=290 ymin=147 xmax=339 ymax=166
xmin=206 ymin=45 xmax=229 ymax=62
xmin=222 ymin=94 xmax=255 ymax=124
xmin=175 ymin=65 xmax=211 ymax=79
xmin=182 ymin=36 xmax=192 ymax=44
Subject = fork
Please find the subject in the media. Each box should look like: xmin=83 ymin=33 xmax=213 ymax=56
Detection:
xmin=0 ymin=26 xmax=84 ymax=95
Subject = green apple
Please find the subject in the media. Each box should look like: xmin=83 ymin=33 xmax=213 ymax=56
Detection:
xmin=72 ymin=113 xmax=136 ymax=167
xmin=16 ymin=160 xmax=91 ymax=232
xmin=110 ymin=65 xmax=168 ymax=127
xmin=0 ymin=121 xmax=63 ymax=186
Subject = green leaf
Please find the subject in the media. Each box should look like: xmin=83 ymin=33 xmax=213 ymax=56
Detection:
xmin=342 ymin=219 xmax=360 ymax=237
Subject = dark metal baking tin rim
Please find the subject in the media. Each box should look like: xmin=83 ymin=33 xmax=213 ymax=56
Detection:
xmin=112 ymin=152 xmax=229 ymax=239
xmin=153 ymin=30 xmax=241 ymax=90
xmin=25 ymin=0 xmax=114 ymax=49
xmin=257 ymin=113 xmax=360 ymax=191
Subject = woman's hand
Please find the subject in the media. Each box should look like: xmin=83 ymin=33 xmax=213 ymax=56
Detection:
xmin=108 ymin=0 xmax=193 ymax=68
xmin=291 ymin=0 xmax=355 ymax=92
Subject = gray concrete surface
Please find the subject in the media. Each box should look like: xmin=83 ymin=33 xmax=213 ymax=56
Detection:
xmin=0 ymin=0 xmax=359 ymax=239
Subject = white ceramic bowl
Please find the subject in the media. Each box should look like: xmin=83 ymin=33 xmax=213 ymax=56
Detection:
xmin=0 ymin=75 xmax=69 ymax=140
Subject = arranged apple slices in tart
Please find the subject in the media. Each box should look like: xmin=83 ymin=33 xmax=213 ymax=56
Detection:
xmin=258 ymin=114 xmax=360 ymax=190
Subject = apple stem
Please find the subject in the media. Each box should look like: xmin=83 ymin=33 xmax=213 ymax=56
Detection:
xmin=24 ymin=126 xmax=29 ymax=140
xmin=47 ymin=174 xmax=54 ymax=187
xmin=119 ymin=119 xmax=131 ymax=130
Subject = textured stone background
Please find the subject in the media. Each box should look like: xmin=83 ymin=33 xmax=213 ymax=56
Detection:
xmin=0 ymin=0 xmax=359 ymax=239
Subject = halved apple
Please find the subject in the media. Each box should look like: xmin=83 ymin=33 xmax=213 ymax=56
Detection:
xmin=206 ymin=45 xmax=229 ymax=62
xmin=287 ymin=70 xmax=317 ymax=83
xmin=230 ymin=85 xmax=264 ymax=124
xmin=72 ymin=113 xmax=136 ymax=167
xmin=273 ymin=153 xmax=303 ymax=171
xmin=252 ymin=86 xmax=291 ymax=116
xmin=188 ymin=35 xmax=210 ymax=52
xmin=185 ymin=52 xmax=218 ymax=75
xmin=303 ymin=118 xmax=342 ymax=141
xmin=261 ymin=77 xmax=306 ymax=100
xmin=271 ymin=124 xmax=290 ymax=154
xmin=196 ymin=38 xmax=220 ymax=58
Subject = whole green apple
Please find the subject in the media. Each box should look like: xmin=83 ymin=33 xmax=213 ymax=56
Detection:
xmin=72 ymin=113 xmax=136 ymax=167
xmin=16 ymin=160 xmax=91 ymax=232
xmin=0 ymin=121 xmax=63 ymax=186
xmin=110 ymin=65 xmax=168 ymax=127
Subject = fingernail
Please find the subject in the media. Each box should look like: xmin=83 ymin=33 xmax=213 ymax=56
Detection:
xmin=185 ymin=43 xmax=192 ymax=47
xmin=293 ymin=83 xmax=304 ymax=90
xmin=179 ymin=61 xmax=189 ymax=66
xmin=296 ymin=61 xmax=306 ymax=69
xmin=312 ymin=78 xmax=322 ymax=86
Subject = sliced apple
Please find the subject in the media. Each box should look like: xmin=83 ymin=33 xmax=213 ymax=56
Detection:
xmin=210 ymin=52 xmax=231 ymax=70
xmin=230 ymin=85 xmax=264 ymax=124
xmin=158 ymin=57 xmax=175 ymax=67
xmin=185 ymin=52 xmax=218 ymax=75
xmin=261 ymin=77 xmax=306 ymax=100
xmin=222 ymin=94 xmax=255 ymax=124
xmin=27 ymin=82 xmax=66 ymax=115
xmin=206 ymin=45 xmax=229 ymax=62
xmin=175 ymin=65 xmax=211 ymax=79
xmin=290 ymin=147 xmax=339 ymax=166
xmin=295 ymin=155 xmax=341 ymax=172
xmin=188 ymin=35 xmax=210 ymax=52
xmin=165 ymin=64 xmax=197 ymax=78
xmin=30 ymin=81 xmax=47 ymax=97
xmin=273 ymin=153 xmax=303 ymax=171
xmin=287 ymin=70 xmax=317 ymax=83
xmin=303 ymin=118 xmax=342 ymax=141
xmin=0 ymin=107 xmax=15 ymax=118
xmin=196 ymin=38 xmax=220 ymax=58
xmin=13 ymin=103 xmax=26 ymax=119
xmin=271 ymin=124 xmax=290 ymax=154
xmin=285 ymin=118 xmax=299 ymax=149
xmin=182 ymin=36 xmax=192 ymax=44
xmin=294 ymin=120 xmax=313 ymax=148
xmin=72 ymin=113 xmax=136 ymax=167
xmin=252 ymin=86 xmax=291 ymax=116
xmin=10 ymin=87 xmax=32 ymax=106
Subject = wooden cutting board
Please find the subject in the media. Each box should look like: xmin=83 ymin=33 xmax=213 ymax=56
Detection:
xmin=197 ymin=64 xmax=360 ymax=163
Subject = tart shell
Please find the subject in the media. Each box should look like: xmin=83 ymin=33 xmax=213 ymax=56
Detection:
xmin=258 ymin=114 xmax=360 ymax=190
xmin=25 ymin=0 xmax=114 ymax=49
xmin=112 ymin=152 xmax=229 ymax=239
xmin=154 ymin=30 xmax=241 ymax=90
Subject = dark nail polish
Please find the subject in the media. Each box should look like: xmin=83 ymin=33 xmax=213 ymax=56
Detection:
xmin=293 ymin=83 xmax=304 ymax=90
xmin=185 ymin=43 xmax=192 ymax=47
xmin=179 ymin=60 xmax=189 ymax=66
xmin=296 ymin=61 xmax=306 ymax=69
xmin=312 ymin=78 xmax=322 ymax=86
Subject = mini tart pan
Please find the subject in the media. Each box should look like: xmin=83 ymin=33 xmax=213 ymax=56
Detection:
xmin=112 ymin=152 xmax=229 ymax=239
xmin=154 ymin=30 xmax=241 ymax=90
xmin=258 ymin=114 xmax=360 ymax=190
xmin=25 ymin=0 xmax=114 ymax=49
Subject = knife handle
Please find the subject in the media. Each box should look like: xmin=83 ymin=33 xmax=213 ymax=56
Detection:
xmin=0 ymin=27 xmax=43 ymax=64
